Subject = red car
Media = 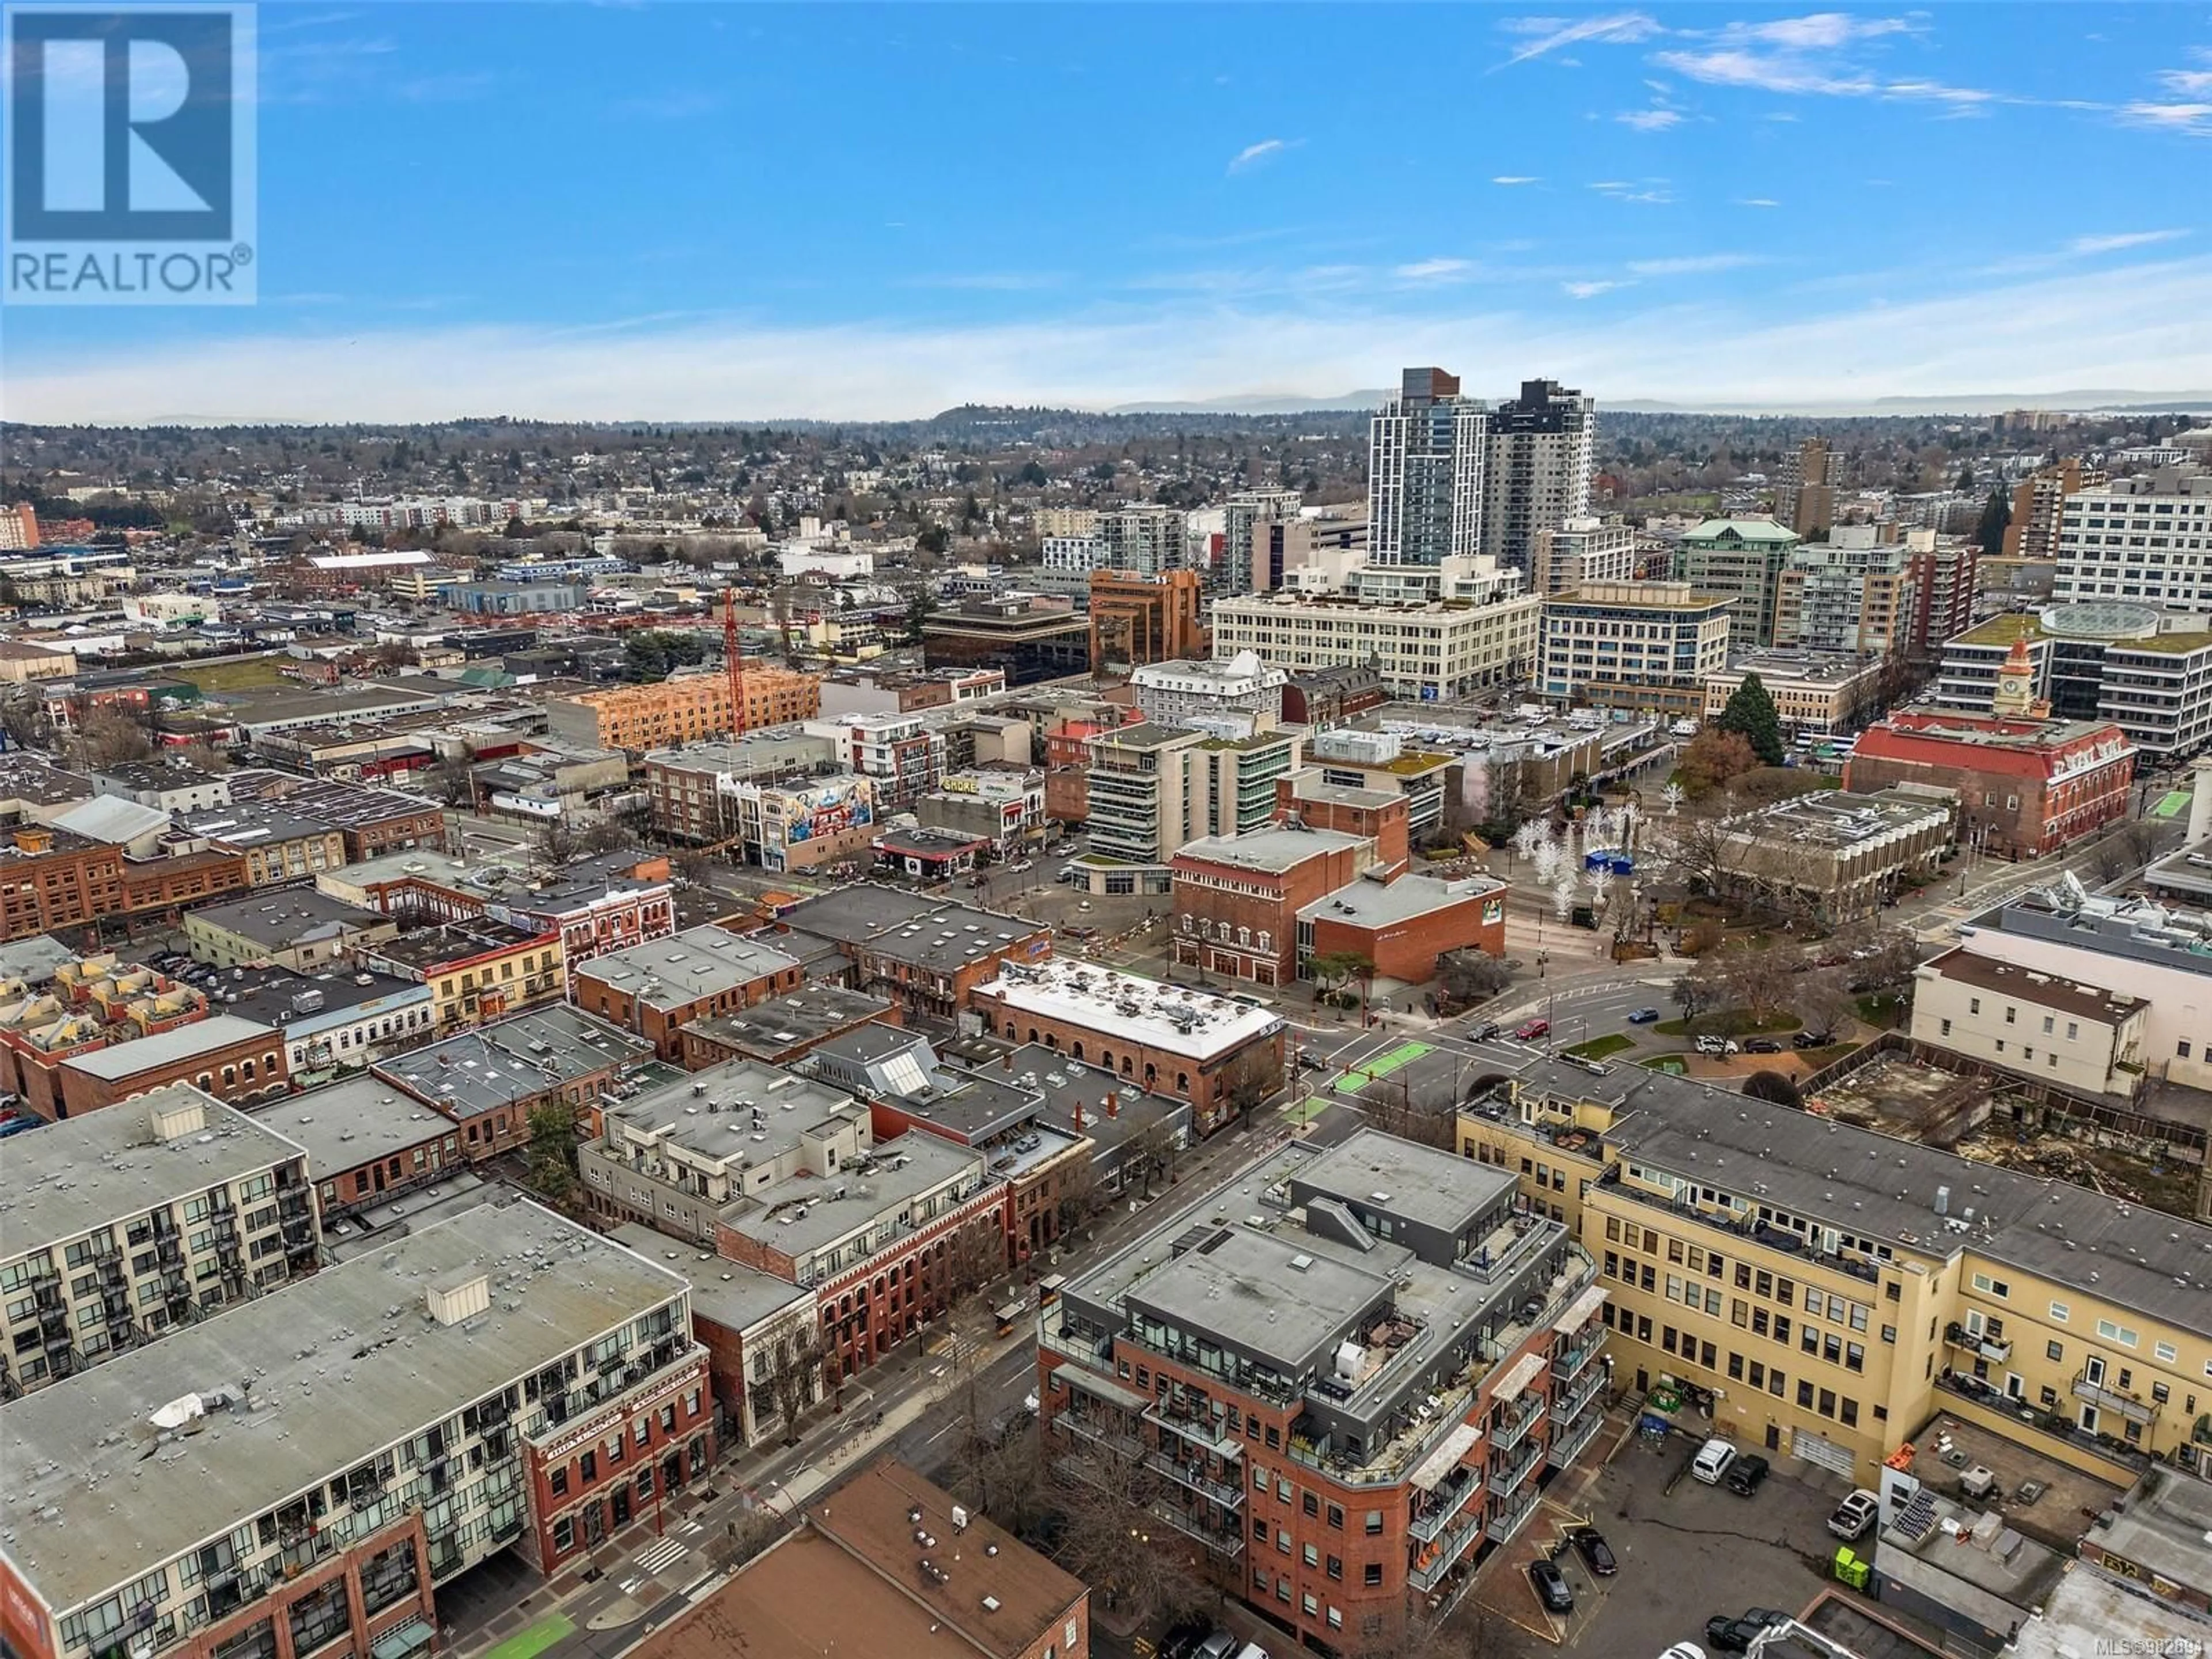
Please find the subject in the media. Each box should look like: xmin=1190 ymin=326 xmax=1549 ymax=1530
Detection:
xmin=1516 ymin=1018 xmax=1551 ymax=1040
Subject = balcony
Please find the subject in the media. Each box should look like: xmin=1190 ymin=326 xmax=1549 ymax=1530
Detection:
xmin=1490 ymin=1399 xmax=1541 ymax=1455
xmin=1944 ymin=1323 xmax=2012 ymax=1365
xmin=1055 ymin=1410 xmax=1146 ymax=1464
xmin=1146 ymin=1402 xmax=1241 ymax=1460
xmin=1147 ymin=1452 xmax=1245 ymax=1510
xmin=1491 ymin=1441 xmax=1541 ymax=1501
xmin=1408 ymin=1466 xmax=1484 ymax=1544
xmin=1552 ymin=1368 xmax=1605 ymax=1426
xmin=1487 ymin=1487 xmax=1541 ymax=1550
xmin=1548 ymin=1410 xmax=1607 ymax=1470
xmin=2072 ymin=1371 xmax=2158 ymax=1424
xmin=1143 ymin=1497 xmax=1245 ymax=1561
xmin=1552 ymin=1330 xmax=1604 ymax=1384
xmin=1409 ymin=1508 xmax=1485 ymax=1593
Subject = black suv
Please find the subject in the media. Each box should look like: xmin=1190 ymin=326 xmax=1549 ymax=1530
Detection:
xmin=1568 ymin=1526 xmax=1617 ymax=1575
xmin=1528 ymin=1559 xmax=1574 ymax=1613
xmin=1724 ymin=1453 xmax=1771 ymax=1495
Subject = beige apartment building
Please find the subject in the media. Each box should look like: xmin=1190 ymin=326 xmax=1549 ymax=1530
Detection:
xmin=545 ymin=668 xmax=822 ymax=752
xmin=1909 ymin=948 xmax=2149 ymax=1100
xmin=1538 ymin=581 xmax=1735 ymax=716
xmin=1209 ymin=590 xmax=1540 ymax=702
xmin=1457 ymin=1054 xmax=2212 ymax=1491
xmin=1700 ymin=651 xmax=1887 ymax=736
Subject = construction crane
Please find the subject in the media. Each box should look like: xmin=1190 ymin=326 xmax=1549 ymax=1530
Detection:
xmin=723 ymin=588 xmax=748 ymax=738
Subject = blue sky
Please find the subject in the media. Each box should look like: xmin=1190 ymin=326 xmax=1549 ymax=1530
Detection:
xmin=7 ymin=2 xmax=2211 ymax=422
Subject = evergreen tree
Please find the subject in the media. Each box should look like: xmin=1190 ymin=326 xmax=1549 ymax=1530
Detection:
xmin=1974 ymin=487 xmax=2012 ymax=553
xmin=1715 ymin=672 xmax=1787 ymax=766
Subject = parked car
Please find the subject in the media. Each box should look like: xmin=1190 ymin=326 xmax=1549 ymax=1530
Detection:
xmin=1160 ymin=1619 xmax=1214 ymax=1659
xmin=1694 ymin=1036 xmax=1740 ymax=1057
xmin=1792 ymin=1029 xmax=1834 ymax=1050
xmin=1193 ymin=1630 xmax=1241 ymax=1659
xmin=1724 ymin=1453 xmax=1771 ymax=1495
xmin=1828 ymin=1489 xmax=1880 ymax=1540
xmin=1691 ymin=1437 xmax=1737 ymax=1484
xmin=1743 ymin=1038 xmax=1783 ymax=1054
xmin=1516 ymin=1018 xmax=1551 ymax=1040
xmin=1569 ymin=1525 xmax=1618 ymax=1575
xmin=1627 ymin=1007 xmax=1661 ymax=1024
xmin=1528 ymin=1559 xmax=1575 ymax=1613
xmin=1703 ymin=1616 xmax=1768 ymax=1653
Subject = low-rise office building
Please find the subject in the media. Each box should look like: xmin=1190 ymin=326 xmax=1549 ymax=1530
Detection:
xmin=969 ymin=960 xmax=1283 ymax=1137
xmin=578 ymin=1061 xmax=1008 ymax=1382
xmin=1456 ymin=1047 xmax=2212 ymax=1488
xmin=57 ymin=1013 xmax=290 ymax=1118
xmin=1957 ymin=885 xmax=2212 ymax=1092
xmin=184 ymin=891 xmax=400 ymax=972
xmin=1171 ymin=826 xmax=1375 ymax=988
xmin=373 ymin=1003 xmax=656 ymax=1158
xmin=357 ymin=918 xmax=565 ymax=1036
xmin=0 ymin=1086 xmax=315 ymax=1397
xmin=1702 ymin=787 xmax=1954 ymax=925
xmin=1040 ymin=1129 xmax=1607 ymax=1649
xmin=257 ymin=1075 xmax=469 ymax=1218
xmin=0 ymin=1202 xmax=715 ymax=1659
xmin=1209 ymin=590 xmax=1540 ymax=701
xmin=1909 ymin=947 xmax=2150 ymax=1100
xmin=1933 ymin=604 xmax=2212 ymax=760
xmin=218 ymin=963 xmax=435 ymax=1087
xmin=1700 ymin=652 xmax=1887 ymax=737
xmin=677 ymin=984 xmax=897 ymax=1070
xmin=170 ymin=803 xmax=348 ymax=887
xmin=1297 ymin=872 xmax=1508 ymax=986
xmin=1538 ymin=581 xmax=1736 ymax=715
xmin=570 ymin=925 xmax=805 ymax=1060
xmin=270 ymin=778 xmax=449 ymax=860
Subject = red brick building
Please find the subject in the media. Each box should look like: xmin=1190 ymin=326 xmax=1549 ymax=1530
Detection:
xmin=0 ymin=827 xmax=248 ymax=944
xmin=968 ymin=960 xmax=1283 ymax=1137
xmin=1843 ymin=712 xmax=2135 ymax=858
xmin=0 ymin=953 xmax=210 ymax=1120
xmin=57 ymin=1013 xmax=289 ymax=1119
xmin=569 ymin=925 xmax=806 ymax=1060
xmin=1277 ymin=774 xmax=1411 ymax=876
xmin=1171 ymin=825 xmax=1373 ymax=987
xmin=1298 ymin=873 xmax=1508 ymax=987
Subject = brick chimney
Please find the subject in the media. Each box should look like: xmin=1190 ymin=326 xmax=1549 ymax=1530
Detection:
xmin=1104 ymin=1093 xmax=1118 ymax=1120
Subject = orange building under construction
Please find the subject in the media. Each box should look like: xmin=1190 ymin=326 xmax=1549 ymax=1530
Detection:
xmin=544 ymin=667 xmax=821 ymax=752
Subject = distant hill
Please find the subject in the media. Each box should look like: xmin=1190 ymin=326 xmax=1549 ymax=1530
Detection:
xmin=1108 ymin=389 xmax=2212 ymax=417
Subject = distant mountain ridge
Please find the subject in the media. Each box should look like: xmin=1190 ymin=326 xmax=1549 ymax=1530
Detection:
xmin=1106 ymin=389 xmax=2212 ymax=417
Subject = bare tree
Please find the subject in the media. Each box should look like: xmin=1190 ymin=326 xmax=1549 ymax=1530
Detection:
xmin=704 ymin=1502 xmax=793 ymax=1573
xmin=1051 ymin=1464 xmax=1210 ymax=1631
xmin=750 ymin=1325 xmax=829 ymax=1447
xmin=1053 ymin=1156 xmax=1104 ymax=1244
xmin=1222 ymin=1047 xmax=1285 ymax=1133
xmin=176 ymin=738 xmax=232 ymax=773
xmin=78 ymin=708 xmax=155 ymax=768
xmin=1129 ymin=1118 xmax=1179 ymax=1198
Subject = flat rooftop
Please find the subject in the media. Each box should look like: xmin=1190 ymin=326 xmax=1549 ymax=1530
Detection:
xmin=1730 ymin=788 xmax=1950 ymax=847
xmin=1297 ymin=872 xmax=1502 ymax=927
xmin=729 ymin=1128 xmax=986 ymax=1259
xmin=60 ymin=1013 xmax=279 ymax=1080
xmin=270 ymin=776 xmax=441 ymax=827
xmin=948 ymin=1041 xmax=1189 ymax=1157
xmin=768 ymin=885 xmax=947 ymax=942
xmin=679 ymin=984 xmax=893 ymax=1058
xmin=972 ymin=961 xmax=1278 ymax=1061
xmin=188 ymin=889 xmax=388 ymax=948
xmin=1295 ymin=1128 xmax=1518 ymax=1241
xmin=1473 ymin=1049 xmax=2212 ymax=1341
xmin=1175 ymin=826 xmax=1368 ymax=874
xmin=809 ymin=1027 xmax=1040 ymax=1142
xmin=851 ymin=902 xmax=1045 ymax=975
xmin=374 ymin=1005 xmax=653 ymax=1119
xmin=1919 ymin=946 xmax=2146 ymax=1027
xmin=578 ymin=924 xmax=800 ymax=1005
xmin=2093 ymin=1464 xmax=2212 ymax=1593
xmin=606 ymin=1223 xmax=811 ymax=1335
xmin=2 ymin=1086 xmax=306 ymax=1260
xmin=368 ymin=916 xmax=544 ymax=971
xmin=0 ymin=1199 xmax=690 ymax=1617
xmin=250 ymin=1076 xmax=456 ymax=1178
xmin=605 ymin=1057 xmax=865 ymax=1169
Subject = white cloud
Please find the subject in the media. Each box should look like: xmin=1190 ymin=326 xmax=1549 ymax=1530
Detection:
xmin=1627 ymin=253 xmax=1765 ymax=275
xmin=2158 ymin=67 xmax=2212 ymax=96
xmin=1562 ymin=279 xmax=1634 ymax=298
xmin=1652 ymin=48 xmax=1869 ymax=96
xmin=1713 ymin=13 xmax=1916 ymax=50
xmin=1617 ymin=108 xmax=1684 ymax=130
xmin=1736 ymin=197 xmax=1782 ymax=207
xmin=1494 ymin=11 xmax=1658 ymax=70
xmin=2118 ymin=101 xmax=2212 ymax=135
xmin=1227 ymin=138 xmax=1289 ymax=173
xmin=1590 ymin=179 xmax=1675 ymax=203
xmin=16 ymin=259 xmax=2212 ymax=424
xmin=2068 ymin=230 xmax=2190 ymax=255
xmin=1491 ymin=175 xmax=1542 ymax=185
xmin=1395 ymin=258 xmax=1474 ymax=281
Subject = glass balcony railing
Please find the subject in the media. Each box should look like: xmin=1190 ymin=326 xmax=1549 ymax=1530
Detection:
xmin=1548 ymin=1410 xmax=1606 ymax=1470
xmin=1408 ymin=1466 xmax=1484 ymax=1544
xmin=1147 ymin=1452 xmax=1245 ymax=1510
xmin=1491 ymin=1441 xmax=1541 ymax=1500
xmin=1408 ymin=1507 xmax=1485 ymax=1592
xmin=1552 ymin=1330 xmax=1604 ymax=1382
xmin=1552 ymin=1368 xmax=1606 ymax=1425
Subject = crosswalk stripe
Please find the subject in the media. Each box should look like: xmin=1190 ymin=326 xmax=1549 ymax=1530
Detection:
xmin=634 ymin=1537 xmax=691 ymax=1574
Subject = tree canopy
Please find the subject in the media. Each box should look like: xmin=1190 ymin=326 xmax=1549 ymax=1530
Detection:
xmin=1714 ymin=672 xmax=1787 ymax=766
xmin=1974 ymin=487 xmax=2012 ymax=553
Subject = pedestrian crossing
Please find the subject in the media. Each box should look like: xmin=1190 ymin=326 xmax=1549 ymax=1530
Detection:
xmin=632 ymin=1536 xmax=690 ymax=1575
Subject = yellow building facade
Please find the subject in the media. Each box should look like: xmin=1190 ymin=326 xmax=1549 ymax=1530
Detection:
xmin=1457 ymin=1065 xmax=2212 ymax=1491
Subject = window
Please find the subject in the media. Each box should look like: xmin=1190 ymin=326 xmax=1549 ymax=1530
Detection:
xmin=1326 ymin=1503 xmax=1343 ymax=1530
xmin=1363 ymin=1562 xmax=1384 ymax=1585
xmin=2047 ymin=1340 xmax=2065 ymax=1363
xmin=551 ymin=1467 xmax=569 ymax=1495
xmin=1364 ymin=1510 xmax=1383 ymax=1536
xmin=2096 ymin=1319 xmax=2141 ymax=1348
xmin=2050 ymin=1301 xmax=2069 ymax=1322
xmin=2156 ymin=1342 xmax=2177 ymax=1363
xmin=1327 ymin=1555 xmax=1342 ymax=1580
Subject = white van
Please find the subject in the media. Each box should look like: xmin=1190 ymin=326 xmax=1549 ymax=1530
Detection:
xmin=1691 ymin=1437 xmax=1738 ymax=1485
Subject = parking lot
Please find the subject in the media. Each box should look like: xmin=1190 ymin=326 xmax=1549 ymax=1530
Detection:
xmin=1471 ymin=1423 xmax=1857 ymax=1657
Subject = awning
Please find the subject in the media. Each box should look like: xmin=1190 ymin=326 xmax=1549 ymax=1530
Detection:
xmin=1495 ymin=1351 xmax=1547 ymax=1403
xmin=370 ymin=1620 xmax=433 ymax=1659
xmin=1552 ymin=1284 xmax=1607 ymax=1335
xmin=1409 ymin=1420 xmax=1483 ymax=1491
xmin=1065 ymin=1369 xmax=1151 ymax=1411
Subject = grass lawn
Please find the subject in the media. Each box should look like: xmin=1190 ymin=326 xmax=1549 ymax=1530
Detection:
xmin=173 ymin=655 xmax=287 ymax=692
xmin=1854 ymin=993 xmax=1908 ymax=1029
xmin=1796 ymin=1041 xmax=1863 ymax=1069
xmin=1640 ymin=1055 xmax=1688 ymax=1075
xmin=1565 ymin=1032 xmax=1635 ymax=1061
xmin=1654 ymin=1010 xmax=1802 ymax=1037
